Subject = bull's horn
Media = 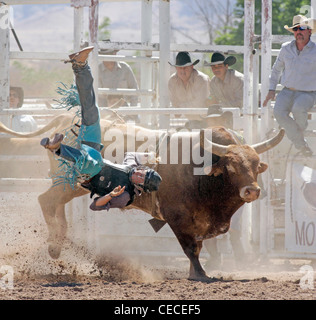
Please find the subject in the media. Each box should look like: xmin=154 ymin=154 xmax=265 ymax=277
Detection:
xmin=200 ymin=130 xmax=228 ymax=157
xmin=251 ymin=129 xmax=285 ymax=154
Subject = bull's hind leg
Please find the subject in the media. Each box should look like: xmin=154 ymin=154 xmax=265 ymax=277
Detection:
xmin=38 ymin=184 xmax=88 ymax=259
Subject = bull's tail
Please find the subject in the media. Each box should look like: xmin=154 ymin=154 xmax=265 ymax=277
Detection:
xmin=0 ymin=114 xmax=73 ymax=138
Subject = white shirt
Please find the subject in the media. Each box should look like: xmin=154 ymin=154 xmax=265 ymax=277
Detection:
xmin=168 ymin=69 xmax=210 ymax=120
xmin=11 ymin=115 xmax=38 ymax=132
xmin=269 ymin=39 xmax=316 ymax=91
xmin=98 ymin=61 xmax=139 ymax=107
xmin=209 ymin=69 xmax=244 ymax=108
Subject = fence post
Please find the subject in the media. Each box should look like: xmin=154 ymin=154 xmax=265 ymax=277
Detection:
xmin=140 ymin=0 xmax=153 ymax=124
xmin=159 ymin=0 xmax=170 ymax=129
xmin=73 ymin=6 xmax=84 ymax=51
xmin=242 ymin=0 xmax=255 ymax=254
xmin=243 ymin=0 xmax=255 ymax=143
xmin=0 ymin=3 xmax=10 ymax=113
xmin=259 ymin=0 xmax=273 ymax=256
xmin=89 ymin=0 xmax=99 ymax=100
xmin=260 ymin=0 xmax=273 ymax=136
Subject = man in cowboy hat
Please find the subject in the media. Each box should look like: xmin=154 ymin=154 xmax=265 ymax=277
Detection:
xmin=205 ymin=52 xmax=244 ymax=109
xmin=98 ymin=46 xmax=139 ymax=111
xmin=263 ymin=14 xmax=316 ymax=157
xmin=168 ymin=51 xmax=210 ymax=122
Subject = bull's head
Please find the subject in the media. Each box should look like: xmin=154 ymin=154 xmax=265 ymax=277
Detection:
xmin=202 ymin=129 xmax=285 ymax=203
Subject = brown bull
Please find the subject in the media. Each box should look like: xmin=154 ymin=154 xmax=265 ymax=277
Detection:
xmin=0 ymin=117 xmax=284 ymax=280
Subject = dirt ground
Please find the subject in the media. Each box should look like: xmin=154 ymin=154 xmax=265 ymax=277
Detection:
xmin=0 ymin=191 xmax=316 ymax=301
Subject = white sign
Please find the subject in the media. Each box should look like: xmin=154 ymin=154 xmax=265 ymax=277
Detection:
xmin=285 ymin=162 xmax=316 ymax=253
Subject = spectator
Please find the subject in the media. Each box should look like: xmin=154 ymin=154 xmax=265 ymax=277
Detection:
xmin=9 ymin=86 xmax=37 ymax=132
xmin=98 ymin=49 xmax=139 ymax=109
xmin=263 ymin=14 xmax=316 ymax=157
xmin=168 ymin=51 xmax=210 ymax=125
xmin=205 ymin=52 xmax=244 ymax=109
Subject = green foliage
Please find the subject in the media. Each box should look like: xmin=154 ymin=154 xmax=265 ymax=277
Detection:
xmin=85 ymin=16 xmax=111 ymax=41
xmin=213 ymin=0 xmax=311 ymax=72
xmin=11 ymin=60 xmax=73 ymax=98
xmin=215 ymin=0 xmax=312 ymax=46
xmin=98 ymin=16 xmax=111 ymax=40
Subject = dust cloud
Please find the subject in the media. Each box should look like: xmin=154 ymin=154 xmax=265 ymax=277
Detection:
xmin=0 ymin=190 xmax=167 ymax=283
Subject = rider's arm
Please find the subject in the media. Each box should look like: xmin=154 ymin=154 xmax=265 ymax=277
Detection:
xmin=89 ymin=185 xmax=129 ymax=211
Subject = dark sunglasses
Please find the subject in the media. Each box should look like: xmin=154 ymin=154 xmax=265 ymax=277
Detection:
xmin=293 ymin=26 xmax=310 ymax=31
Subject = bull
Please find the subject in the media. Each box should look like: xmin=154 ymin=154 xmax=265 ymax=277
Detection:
xmin=0 ymin=116 xmax=284 ymax=280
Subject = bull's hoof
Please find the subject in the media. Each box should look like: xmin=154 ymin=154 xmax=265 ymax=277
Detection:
xmin=188 ymin=275 xmax=216 ymax=283
xmin=48 ymin=243 xmax=62 ymax=259
xmin=188 ymin=271 xmax=214 ymax=283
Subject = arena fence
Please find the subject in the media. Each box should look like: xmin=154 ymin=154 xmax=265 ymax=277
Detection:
xmin=2 ymin=0 xmax=316 ymax=263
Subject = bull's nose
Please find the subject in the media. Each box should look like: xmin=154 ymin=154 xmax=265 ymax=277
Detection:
xmin=240 ymin=186 xmax=261 ymax=202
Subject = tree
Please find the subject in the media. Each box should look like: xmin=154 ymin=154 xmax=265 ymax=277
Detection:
xmin=213 ymin=0 xmax=311 ymax=71
xmin=98 ymin=16 xmax=111 ymax=41
xmin=215 ymin=0 xmax=312 ymax=46
xmin=171 ymin=0 xmax=235 ymax=44
xmin=85 ymin=16 xmax=111 ymax=41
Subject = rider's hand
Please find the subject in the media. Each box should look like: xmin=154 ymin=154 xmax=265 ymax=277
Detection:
xmin=110 ymin=185 xmax=126 ymax=197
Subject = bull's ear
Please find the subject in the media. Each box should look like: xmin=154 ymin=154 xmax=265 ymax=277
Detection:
xmin=258 ymin=162 xmax=268 ymax=173
xmin=204 ymin=163 xmax=223 ymax=176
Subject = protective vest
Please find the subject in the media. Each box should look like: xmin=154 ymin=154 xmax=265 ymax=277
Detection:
xmin=84 ymin=159 xmax=135 ymax=205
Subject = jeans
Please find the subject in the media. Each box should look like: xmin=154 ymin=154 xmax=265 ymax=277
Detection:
xmin=75 ymin=64 xmax=99 ymax=127
xmin=273 ymin=88 xmax=316 ymax=149
xmin=57 ymin=64 xmax=104 ymax=177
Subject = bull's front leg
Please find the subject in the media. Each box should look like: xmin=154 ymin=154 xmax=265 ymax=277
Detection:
xmin=174 ymin=232 xmax=209 ymax=281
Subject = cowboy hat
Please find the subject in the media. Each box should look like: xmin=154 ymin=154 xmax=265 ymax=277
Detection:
xmin=168 ymin=51 xmax=199 ymax=67
xmin=199 ymin=104 xmax=234 ymax=129
xmin=204 ymin=52 xmax=236 ymax=67
xmin=284 ymin=14 xmax=316 ymax=33
xmin=201 ymin=104 xmax=224 ymax=118
xmin=99 ymin=39 xmax=120 ymax=55
xmin=99 ymin=48 xmax=119 ymax=55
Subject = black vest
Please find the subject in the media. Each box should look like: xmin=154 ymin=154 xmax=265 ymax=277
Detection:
xmin=83 ymin=160 xmax=135 ymax=205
